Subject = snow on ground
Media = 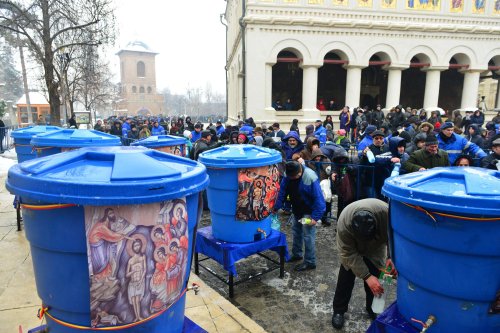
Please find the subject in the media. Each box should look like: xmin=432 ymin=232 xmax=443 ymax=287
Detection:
xmin=0 ymin=149 xmax=17 ymax=177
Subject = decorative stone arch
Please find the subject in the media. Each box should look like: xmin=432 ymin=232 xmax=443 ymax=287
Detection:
xmin=484 ymin=49 xmax=500 ymax=68
xmin=443 ymin=45 xmax=477 ymax=67
xmin=404 ymin=45 xmax=438 ymax=66
xmin=267 ymin=39 xmax=311 ymax=65
xmin=317 ymin=41 xmax=357 ymax=64
xmin=361 ymin=43 xmax=399 ymax=66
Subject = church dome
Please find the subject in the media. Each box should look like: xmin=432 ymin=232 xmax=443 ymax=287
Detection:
xmin=118 ymin=40 xmax=158 ymax=55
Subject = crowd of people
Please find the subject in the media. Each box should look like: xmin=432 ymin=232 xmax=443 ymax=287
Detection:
xmin=178 ymin=106 xmax=499 ymax=329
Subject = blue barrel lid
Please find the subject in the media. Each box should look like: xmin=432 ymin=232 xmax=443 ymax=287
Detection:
xmin=11 ymin=125 xmax=62 ymax=139
xmin=198 ymin=144 xmax=282 ymax=168
xmin=382 ymin=167 xmax=500 ymax=216
xmin=30 ymin=129 xmax=121 ymax=147
xmin=6 ymin=146 xmax=209 ymax=205
xmin=131 ymin=135 xmax=186 ymax=148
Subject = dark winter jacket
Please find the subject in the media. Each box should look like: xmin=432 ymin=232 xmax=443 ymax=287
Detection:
xmin=274 ymin=166 xmax=326 ymax=221
xmin=404 ymin=149 xmax=450 ymax=172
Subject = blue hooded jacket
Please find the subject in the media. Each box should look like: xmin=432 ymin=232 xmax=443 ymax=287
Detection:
xmin=239 ymin=123 xmax=254 ymax=141
xmin=274 ymin=166 xmax=326 ymax=221
xmin=281 ymin=131 xmax=304 ymax=159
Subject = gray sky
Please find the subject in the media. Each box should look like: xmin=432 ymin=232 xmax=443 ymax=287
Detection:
xmin=113 ymin=0 xmax=227 ymax=95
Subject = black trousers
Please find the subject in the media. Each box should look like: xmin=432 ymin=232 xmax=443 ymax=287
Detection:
xmin=332 ymin=257 xmax=380 ymax=314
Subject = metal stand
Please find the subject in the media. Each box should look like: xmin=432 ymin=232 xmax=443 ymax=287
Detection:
xmin=195 ymin=248 xmax=285 ymax=298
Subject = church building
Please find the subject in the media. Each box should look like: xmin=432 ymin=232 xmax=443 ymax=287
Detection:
xmin=223 ymin=0 xmax=500 ymax=126
xmin=116 ymin=41 xmax=164 ymax=116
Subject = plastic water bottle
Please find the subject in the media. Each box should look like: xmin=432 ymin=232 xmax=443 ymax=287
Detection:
xmin=371 ymin=272 xmax=393 ymax=314
xmin=300 ymin=215 xmax=321 ymax=227
xmin=367 ymin=150 xmax=375 ymax=163
xmin=390 ymin=162 xmax=401 ymax=177
xmin=300 ymin=215 xmax=313 ymax=225
xmin=371 ymin=281 xmax=387 ymax=314
xmin=270 ymin=214 xmax=281 ymax=231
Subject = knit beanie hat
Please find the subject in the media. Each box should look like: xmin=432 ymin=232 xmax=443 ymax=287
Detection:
xmin=425 ymin=134 xmax=439 ymax=146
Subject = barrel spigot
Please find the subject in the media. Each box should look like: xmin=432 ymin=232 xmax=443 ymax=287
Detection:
xmin=188 ymin=282 xmax=200 ymax=295
xmin=411 ymin=314 xmax=437 ymax=332
xmin=420 ymin=315 xmax=437 ymax=332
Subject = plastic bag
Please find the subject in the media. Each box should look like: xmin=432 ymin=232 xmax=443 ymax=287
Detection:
xmin=320 ymin=179 xmax=332 ymax=203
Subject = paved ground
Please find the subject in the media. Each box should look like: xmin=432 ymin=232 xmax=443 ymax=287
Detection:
xmin=0 ymin=152 xmax=396 ymax=333
xmin=0 ymin=155 xmax=265 ymax=333
xmin=196 ymin=207 xmax=397 ymax=333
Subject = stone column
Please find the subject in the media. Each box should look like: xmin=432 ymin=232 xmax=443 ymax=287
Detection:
xmin=385 ymin=66 xmax=407 ymax=109
xmin=344 ymin=65 xmax=363 ymax=108
xmin=265 ymin=63 xmax=275 ymax=111
xmin=300 ymin=64 xmax=320 ymax=112
xmin=422 ymin=68 xmax=443 ymax=109
xmin=460 ymin=70 xmax=481 ymax=109
xmin=496 ymin=78 xmax=500 ymax=109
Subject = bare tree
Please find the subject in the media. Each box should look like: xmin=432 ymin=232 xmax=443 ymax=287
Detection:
xmin=0 ymin=0 xmax=115 ymax=125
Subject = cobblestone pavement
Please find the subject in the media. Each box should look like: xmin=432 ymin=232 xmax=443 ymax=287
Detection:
xmin=196 ymin=204 xmax=397 ymax=333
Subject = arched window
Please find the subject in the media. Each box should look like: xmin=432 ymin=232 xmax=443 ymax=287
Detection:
xmin=147 ymin=86 xmax=152 ymax=94
xmin=139 ymin=86 xmax=145 ymax=93
xmin=137 ymin=61 xmax=145 ymax=77
xmin=132 ymin=86 xmax=137 ymax=93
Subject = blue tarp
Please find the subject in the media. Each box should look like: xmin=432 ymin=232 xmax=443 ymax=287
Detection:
xmin=196 ymin=226 xmax=289 ymax=275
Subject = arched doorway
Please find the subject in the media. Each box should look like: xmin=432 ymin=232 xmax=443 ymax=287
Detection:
xmin=361 ymin=54 xmax=389 ymax=109
xmin=400 ymin=55 xmax=428 ymax=109
xmin=317 ymin=52 xmax=347 ymax=110
xmin=438 ymin=55 xmax=467 ymax=112
xmin=272 ymin=50 xmax=303 ymax=110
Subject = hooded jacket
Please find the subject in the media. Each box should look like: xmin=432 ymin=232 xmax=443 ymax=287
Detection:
xmin=406 ymin=132 xmax=426 ymax=155
xmin=308 ymin=149 xmax=331 ymax=180
xmin=417 ymin=122 xmax=434 ymax=134
xmin=293 ymin=136 xmax=320 ymax=161
xmin=466 ymin=124 xmax=484 ymax=149
xmin=305 ymin=124 xmax=315 ymax=140
xmin=281 ymin=131 xmax=305 ymax=159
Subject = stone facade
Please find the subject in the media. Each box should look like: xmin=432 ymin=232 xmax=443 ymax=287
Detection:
xmin=224 ymin=0 xmax=500 ymax=129
xmin=116 ymin=41 xmax=165 ymax=116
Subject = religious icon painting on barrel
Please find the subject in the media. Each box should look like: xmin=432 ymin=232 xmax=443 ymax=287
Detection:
xmin=84 ymin=198 xmax=189 ymax=327
xmin=236 ymin=165 xmax=280 ymax=221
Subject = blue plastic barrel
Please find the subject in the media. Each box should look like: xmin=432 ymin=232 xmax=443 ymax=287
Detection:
xmin=6 ymin=146 xmax=209 ymax=333
xmin=10 ymin=126 xmax=62 ymax=162
xmin=30 ymin=129 xmax=121 ymax=157
xmin=198 ymin=145 xmax=282 ymax=243
xmin=131 ymin=135 xmax=187 ymax=156
xmin=382 ymin=167 xmax=500 ymax=333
